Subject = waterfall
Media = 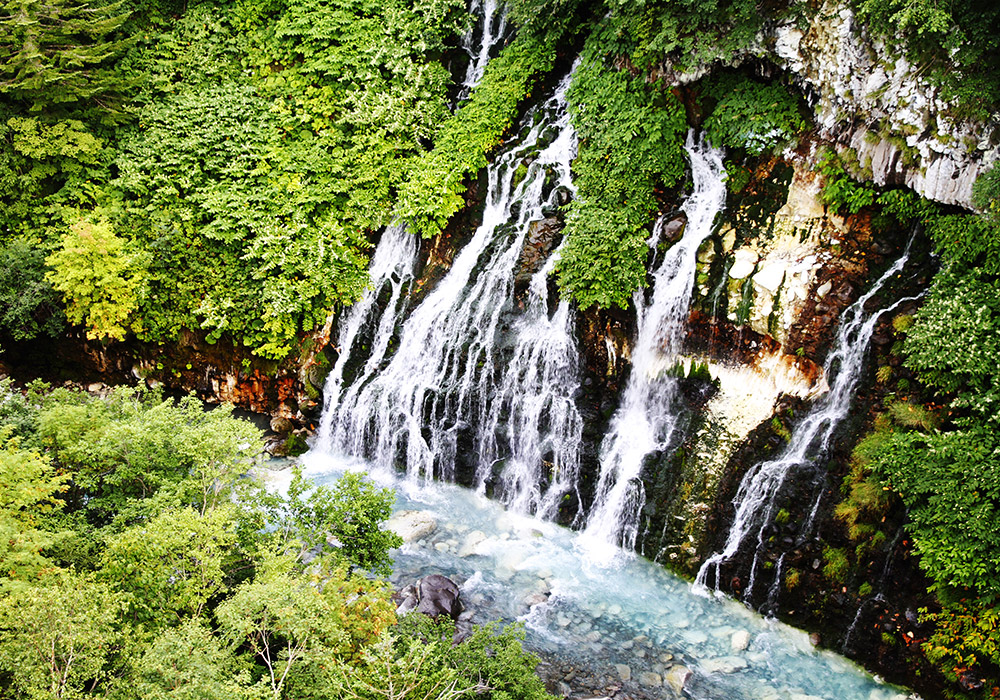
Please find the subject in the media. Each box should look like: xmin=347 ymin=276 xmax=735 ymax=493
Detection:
xmin=481 ymin=243 xmax=584 ymax=519
xmin=459 ymin=0 xmax=508 ymax=101
xmin=321 ymin=69 xmax=583 ymax=515
xmin=581 ymin=135 xmax=727 ymax=560
xmin=695 ymin=238 xmax=920 ymax=594
xmin=314 ymin=224 xmax=418 ymax=454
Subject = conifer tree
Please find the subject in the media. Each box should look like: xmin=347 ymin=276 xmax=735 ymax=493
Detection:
xmin=0 ymin=0 xmax=130 ymax=111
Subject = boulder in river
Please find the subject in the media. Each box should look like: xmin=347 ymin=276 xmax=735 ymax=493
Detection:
xmin=387 ymin=510 xmax=438 ymax=542
xmin=416 ymin=574 xmax=463 ymax=620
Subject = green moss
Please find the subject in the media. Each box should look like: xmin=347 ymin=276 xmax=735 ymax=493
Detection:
xmin=821 ymin=546 xmax=850 ymax=584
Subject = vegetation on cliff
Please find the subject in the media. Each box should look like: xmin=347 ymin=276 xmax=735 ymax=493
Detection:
xmin=2 ymin=0 xmax=1000 ymax=695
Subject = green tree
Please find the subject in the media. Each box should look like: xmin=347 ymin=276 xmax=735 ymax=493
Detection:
xmin=323 ymin=616 xmax=554 ymax=700
xmin=37 ymin=387 xmax=260 ymax=525
xmin=99 ymin=507 xmax=238 ymax=630
xmin=0 ymin=239 xmax=65 ymax=343
xmin=127 ymin=619 xmax=250 ymax=700
xmin=262 ymin=468 xmax=401 ymax=576
xmin=0 ymin=0 xmax=130 ymax=111
xmin=216 ymin=557 xmax=395 ymax=700
xmin=0 ymin=570 xmax=123 ymax=699
xmin=45 ymin=214 xmax=147 ymax=341
xmin=0 ymin=430 xmax=69 ymax=579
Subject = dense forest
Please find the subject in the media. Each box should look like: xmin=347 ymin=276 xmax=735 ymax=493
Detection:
xmin=2 ymin=0 xmax=1000 ymax=697
xmin=0 ymin=380 xmax=556 ymax=698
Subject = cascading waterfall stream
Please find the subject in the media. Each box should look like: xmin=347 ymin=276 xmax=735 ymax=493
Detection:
xmin=314 ymin=224 xmax=418 ymax=454
xmin=481 ymin=242 xmax=583 ymax=519
xmin=322 ymin=69 xmax=584 ymax=516
xmin=695 ymin=237 xmax=921 ymax=595
xmin=459 ymin=0 xmax=508 ymax=100
xmin=581 ymin=135 xmax=727 ymax=561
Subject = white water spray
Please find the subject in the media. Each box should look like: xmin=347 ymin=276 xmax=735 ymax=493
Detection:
xmin=322 ymin=70 xmax=583 ymax=516
xmin=459 ymin=0 xmax=508 ymax=101
xmin=581 ymin=135 xmax=727 ymax=561
xmin=314 ymin=224 xmax=418 ymax=454
xmin=695 ymin=239 xmax=919 ymax=593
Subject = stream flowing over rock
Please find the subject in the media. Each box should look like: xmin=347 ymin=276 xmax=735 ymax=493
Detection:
xmin=12 ymin=1 xmax=980 ymax=695
xmin=294 ymin=45 xmax=935 ymax=696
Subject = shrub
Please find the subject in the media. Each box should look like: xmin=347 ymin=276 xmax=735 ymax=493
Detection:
xmin=702 ymin=74 xmax=807 ymax=156
xmin=555 ymin=25 xmax=688 ymax=309
xmin=0 ymin=239 xmax=65 ymax=343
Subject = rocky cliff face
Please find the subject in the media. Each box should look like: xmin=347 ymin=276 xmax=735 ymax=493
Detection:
xmin=773 ymin=1 xmax=995 ymax=208
xmin=660 ymin=0 xmax=996 ymax=209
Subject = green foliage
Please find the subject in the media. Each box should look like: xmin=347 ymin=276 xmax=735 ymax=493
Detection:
xmin=0 ymin=239 xmax=65 ymax=342
xmin=924 ymin=214 xmax=1000 ymax=276
xmin=396 ymin=21 xmax=564 ymax=238
xmin=822 ymin=546 xmax=850 ymax=584
xmin=0 ymin=113 xmax=106 ymax=238
xmin=869 ymin=423 xmax=1000 ymax=596
xmin=1 ymin=0 xmax=476 ymax=358
xmin=217 ymin=557 xmax=396 ymax=700
xmin=345 ymin=615 xmax=556 ymax=700
xmin=262 ymin=467 xmax=402 ymax=576
xmin=853 ymin=0 xmax=1000 ymax=120
xmin=972 ymin=163 xmax=1000 ymax=221
xmin=45 ymin=214 xmax=147 ymax=340
xmin=0 ymin=570 xmax=124 ymax=699
xmin=815 ymin=149 xmax=877 ymax=215
xmin=600 ymin=0 xmax=773 ymax=70
xmin=99 ymin=507 xmax=239 ymax=630
xmin=702 ymin=74 xmax=806 ymax=156
xmin=0 ymin=0 xmax=130 ymax=111
xmin=318 ymin=632 xmax=482 ymax=700
xmin=0 ymin=380 xmax=520 ymax=700
xmin=555 ymin=26 xmax=687 ymax=309
xmin=921 ymin=597 xmax=1000 ymax=696
xmin=886 ymin=400 xmax=939 ymax=431
xmin=0 ymin=431 xmax=70 ymax=579
xmin=903 ymin=266 xmax=1000 ymax=409
xmin=129 ymin=619 xmax=250 ymax=700
xmin=36 ymin=386 xmax=261 ymax=524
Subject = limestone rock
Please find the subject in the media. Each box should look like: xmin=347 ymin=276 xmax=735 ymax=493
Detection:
xmin=701 ymin=656 xmax=748 ymax=674
xmin=731 ymin=629 xmax=751 ymax=651
xmin=665 ymin=665 xmax=691 ymax=694
xmin=637 ymin=671 xmax=662 ymax=687
xmin=458 ymin=530 xmax=488 ymax=557
xmin=387 ymin=510 xmax=437 ymax=542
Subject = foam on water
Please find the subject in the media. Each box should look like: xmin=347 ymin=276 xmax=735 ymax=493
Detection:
xmin=299 ymin=449 xmax=916 ymax=700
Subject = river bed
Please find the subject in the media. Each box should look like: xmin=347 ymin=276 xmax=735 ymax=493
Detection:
xmin=294 ymin=450 xmax=915 ymax=700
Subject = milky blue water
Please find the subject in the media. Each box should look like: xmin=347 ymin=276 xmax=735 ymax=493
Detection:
xmin=294 ymin=451 xmax=916 ymax=700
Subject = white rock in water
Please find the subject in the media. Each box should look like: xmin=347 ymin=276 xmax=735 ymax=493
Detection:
xmin=731 ymin=630 xmax=751 ymax=651
xmin=665 ymin=665 xmax=691 ymax=694
xmin=614 ymin=664 xmax=631 ymax=682
xmin=434 ymin=542 xmax=450 ymax=553
xmin=637 ymin=671 xmax=662 ymax=687
xmin=386 ymin=510 xmax=437 ymax=542
xmin=495 ymin=566 xmax=515 ymax=582
xmin=815 ymin=280 xmax=832 ymax=297
xmin=701 ymin=656 xmax=748 ymax=674
xmin=458 ymin=530 xmax=488 ymax=557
